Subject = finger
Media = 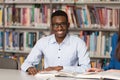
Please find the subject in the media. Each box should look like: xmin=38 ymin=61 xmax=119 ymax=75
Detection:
xmin=87 ymin=68 xmax=96 ymax=72
xmin=28 ymin=67 xmax=38 ymax=75
xmin=32 ymin=68 xmax=38 ymax=75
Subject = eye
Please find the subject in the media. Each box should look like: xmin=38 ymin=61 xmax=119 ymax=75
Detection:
xmin=52 ymin=22 xmax=67 ymax=28
xmin=52 ymin=23 xmax=59 ymax=28
xmin=61 ymin=22 xmax=67 ymax=26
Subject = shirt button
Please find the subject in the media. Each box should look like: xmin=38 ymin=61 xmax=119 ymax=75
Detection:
xmin=58 ymin=57 xmax=60 ymax=59
xmin=59 ymin=49 xmax=61 ymax=51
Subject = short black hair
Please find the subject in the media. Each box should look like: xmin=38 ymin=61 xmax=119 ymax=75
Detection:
xmin=51 ymin=10 xmax=68 ymax=22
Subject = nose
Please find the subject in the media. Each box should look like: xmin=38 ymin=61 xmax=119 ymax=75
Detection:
xmin=57 ymin=25 xmax=63 ymax=30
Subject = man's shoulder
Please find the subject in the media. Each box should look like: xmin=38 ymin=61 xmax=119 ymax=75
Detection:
xmin=69 ymin=35 xmax=82 ymax=41
xmin=69 ymin=35 xmax=85 ymax=44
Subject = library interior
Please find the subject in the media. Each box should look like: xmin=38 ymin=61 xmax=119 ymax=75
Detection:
xmin=0 ymin=0 xmax=120 ymax=80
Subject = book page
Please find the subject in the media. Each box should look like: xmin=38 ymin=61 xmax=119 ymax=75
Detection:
xmin=75 ymin=72 xmax=101 ymax=79
xmin=35 ymin=70 xmax=120 ymax=80
xmin=34 ymin=71 xmax=58 ymax=80
xmin=55 ymin=71 xmax=101 ymax=79
xmin=35 ymin=71 xmax=78 ymax=80
xmin=55 ymin=71 xmax=78 ymax=78
xmin=99 ymin=71 xmax=120 ymax=80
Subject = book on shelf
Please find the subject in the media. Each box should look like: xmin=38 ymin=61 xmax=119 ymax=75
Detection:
xmin=5 ymin=4 xmax=50 ymax=28
xmin=90 ymin=58 xmax=108 ymax=68
xmin=19 ymin=56 xmax=25 ymax=66
xmin=74 ymin=7 xmax=84 ymax=28
xmin=4 ymin=30 xmax=49 ymax=51
xmin=4 ymin=3 xmax=119 ymax=29
xmin=0 ymin=7 xmax=3 ymax=26
xmin=72 ymin=31 xmax=113 ymax=57
xmin=35 ymin=70 xmax=120 ymax=80
xmin=0 ymin=31 xmax=3 ymax=50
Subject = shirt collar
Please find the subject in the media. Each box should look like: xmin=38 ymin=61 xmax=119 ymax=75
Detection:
xmin=50 ymin=34 xmax=70 ymax=45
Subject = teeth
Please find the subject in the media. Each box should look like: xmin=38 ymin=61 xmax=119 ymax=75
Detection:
xmin=57 ymin=31 xmax=63 ymax=34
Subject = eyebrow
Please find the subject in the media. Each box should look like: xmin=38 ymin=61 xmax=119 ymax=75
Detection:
xmin=52 ymin=22 xmax=67 ymax=24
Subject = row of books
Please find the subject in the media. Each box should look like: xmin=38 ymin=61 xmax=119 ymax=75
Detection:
xmin=74 ymin=5 xmax=119 ymax=29
xmin=1 ymin=5 xmax=119 ymax=29
xmin=90 ymin=58 xmax=110 ymax=68
xmin=74 ymin=31 xmax=114 ymax=57
xmin=5 ymin=5 xmax=51 ymax=27
xmin=0 ymin=30 xmax=115 ymax=57
xmin=4 ymin=30 xmax=47 ymax=51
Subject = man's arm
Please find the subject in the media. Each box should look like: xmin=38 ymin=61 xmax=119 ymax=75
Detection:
xmin=21 ymin=40 xmax=43 ymax=73
xmin=42 ymin=66 xmax=63 ymax=71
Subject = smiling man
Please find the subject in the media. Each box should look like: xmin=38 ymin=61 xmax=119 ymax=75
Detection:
xmin=21 ymin=10 xmax=90 ymax=75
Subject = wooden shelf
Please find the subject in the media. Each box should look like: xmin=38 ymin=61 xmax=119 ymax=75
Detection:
xmin=4 ymin=26 xmax=49 ymax=31
xmin=4 ymin=1 xmax=51 ymax=4
xmin=4 ymin=50 xmax=30 ymax=54
xmin=70 ymin=27 xmax=118 ymax=32
xmin=3 ymin=27 xmax=118 ymax=32
xmin=75 ymin=1 xmax=120 ymax=5
xmin=90 ymin=55 xmax=110 ymax=59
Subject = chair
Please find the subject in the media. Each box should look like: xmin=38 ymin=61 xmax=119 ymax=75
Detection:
xmin=0 ymin=57 xmax=18 ymax=69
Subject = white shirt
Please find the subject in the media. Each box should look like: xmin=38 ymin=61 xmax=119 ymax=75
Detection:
xmin=21 ymin=34 xmax=90 ymax=73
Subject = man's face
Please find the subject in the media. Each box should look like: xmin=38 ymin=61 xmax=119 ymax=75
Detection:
xmin=51 ymin=16 xmax=70 ymax=39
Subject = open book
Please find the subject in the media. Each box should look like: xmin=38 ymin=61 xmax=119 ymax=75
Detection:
xmin=35 ymin=71 xmax=120 ymax=80
xmin=34 ymin=71 xmax=58 ymax=80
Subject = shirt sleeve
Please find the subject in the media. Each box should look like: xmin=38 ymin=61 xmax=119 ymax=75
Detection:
xmin=21 ymin=40 xmax=43 ymax=72
xmin=62 ymin=39 xmax=91 ymax=73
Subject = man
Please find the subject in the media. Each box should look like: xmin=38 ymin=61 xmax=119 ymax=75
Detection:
xmin=21 ymin=10 xmax=90 ymax=75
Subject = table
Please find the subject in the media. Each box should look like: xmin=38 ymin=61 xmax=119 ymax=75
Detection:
xmin=0 ymin=69 xmax=36 ymax=80
xmin=0 ymin=69 xmax=99 ymax=80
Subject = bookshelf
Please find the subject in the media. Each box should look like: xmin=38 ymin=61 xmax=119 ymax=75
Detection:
xmin=0 ymin=0 xmax=119 ymax=68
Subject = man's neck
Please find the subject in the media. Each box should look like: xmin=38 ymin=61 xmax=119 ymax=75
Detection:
xmin=56 ymin=37 xmax=65 ymax=44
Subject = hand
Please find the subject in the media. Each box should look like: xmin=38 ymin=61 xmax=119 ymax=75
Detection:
xmin=27 ymin=67 xmax=39 ymax=75
xmin=43 ymin=66 xmax=63 ymax=71
xmin=87 ymin=68 xmax=103 ymax=72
